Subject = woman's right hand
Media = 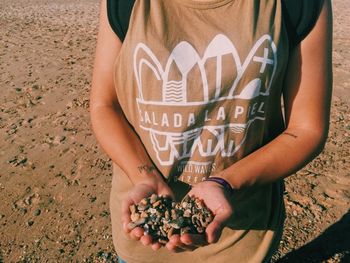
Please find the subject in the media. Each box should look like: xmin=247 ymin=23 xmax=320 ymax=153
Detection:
xmin=121 ymin=175 xmax=174 ymax=251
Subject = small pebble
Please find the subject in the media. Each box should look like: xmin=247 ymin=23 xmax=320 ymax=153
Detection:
xmin=33 ymin=209 xmax=41 ymax=216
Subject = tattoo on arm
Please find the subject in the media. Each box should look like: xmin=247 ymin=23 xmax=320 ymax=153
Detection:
xmin=283 ymin=132 xmax=298 ymax=139
xmin=137 ymin=164 xmax=156 ymax=174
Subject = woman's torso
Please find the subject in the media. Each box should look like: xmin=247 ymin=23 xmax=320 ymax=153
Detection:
xmin=110 ymin=0 xmax=287 ymax=262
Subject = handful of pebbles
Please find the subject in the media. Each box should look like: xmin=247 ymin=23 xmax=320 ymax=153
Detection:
xmin=128 ymin=194 xmax=214 ymax=245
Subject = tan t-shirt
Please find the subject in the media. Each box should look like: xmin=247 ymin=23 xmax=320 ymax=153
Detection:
xmin=110 ymin=0 xmax=287 ymax=262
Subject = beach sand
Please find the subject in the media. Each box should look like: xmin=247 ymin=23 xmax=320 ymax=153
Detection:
xmin=0 ymin=0 xmax=349 ymax=262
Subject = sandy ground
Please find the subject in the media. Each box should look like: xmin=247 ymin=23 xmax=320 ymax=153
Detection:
xmin=0 ymin=0 xmax=349 ymax=262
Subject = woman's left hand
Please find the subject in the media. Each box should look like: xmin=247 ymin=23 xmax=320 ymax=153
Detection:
xmin=165 ymin=180 xmax=233 ymax=252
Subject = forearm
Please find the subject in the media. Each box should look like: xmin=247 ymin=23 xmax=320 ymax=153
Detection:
xmin=90 ymin=104 xmax=163 ymax=184
xmin=218 ymin=127 xmax=327 ymax=190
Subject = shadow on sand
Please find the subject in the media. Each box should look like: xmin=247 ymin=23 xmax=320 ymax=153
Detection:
xmin=277 ymin=209 xmax=350 ymax=262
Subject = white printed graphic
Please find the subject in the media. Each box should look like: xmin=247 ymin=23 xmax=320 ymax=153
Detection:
xmin=134 ymin=34 xmax=277 ymax=166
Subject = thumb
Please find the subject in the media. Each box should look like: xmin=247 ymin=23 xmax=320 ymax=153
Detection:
xmin=205 ymin=211 xmax=231 ymax=244
xmin=121 ymin=195 xmax=135 ymax=232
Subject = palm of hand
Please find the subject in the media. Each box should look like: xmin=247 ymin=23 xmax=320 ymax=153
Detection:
xmin=188 ymin=181 xmax=231 ymax=215
xmin=121 ymin=179 xmax=174 ymax=251
xmin=166 ymin=181 xmax=233 ymax=252
xmin=187 ymin=181 xmax=233 ymax=244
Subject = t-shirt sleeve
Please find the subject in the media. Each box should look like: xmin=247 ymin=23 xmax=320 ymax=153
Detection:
xmin=282 ymin=0 xmax=324 ymax=48
xmin=106 ymin=0 xmax=135 ymax=42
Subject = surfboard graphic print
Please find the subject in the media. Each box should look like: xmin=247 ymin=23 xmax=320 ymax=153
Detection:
xmin=133 ymin=33 xmax=277 ymax=182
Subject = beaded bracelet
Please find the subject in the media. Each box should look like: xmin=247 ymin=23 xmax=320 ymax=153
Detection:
xmin=204 ymin=176 xmax=236 ymax=195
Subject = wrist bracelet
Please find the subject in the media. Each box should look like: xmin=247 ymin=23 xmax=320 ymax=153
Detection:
xmin=204 ymin=176 xmax=236 ymax=194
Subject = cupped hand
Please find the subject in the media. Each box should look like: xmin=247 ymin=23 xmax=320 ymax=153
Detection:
xmin=121 ymin=176 xmax=174 ymax=251
xmin=165 ymin=180 xmax=233 ymax=252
